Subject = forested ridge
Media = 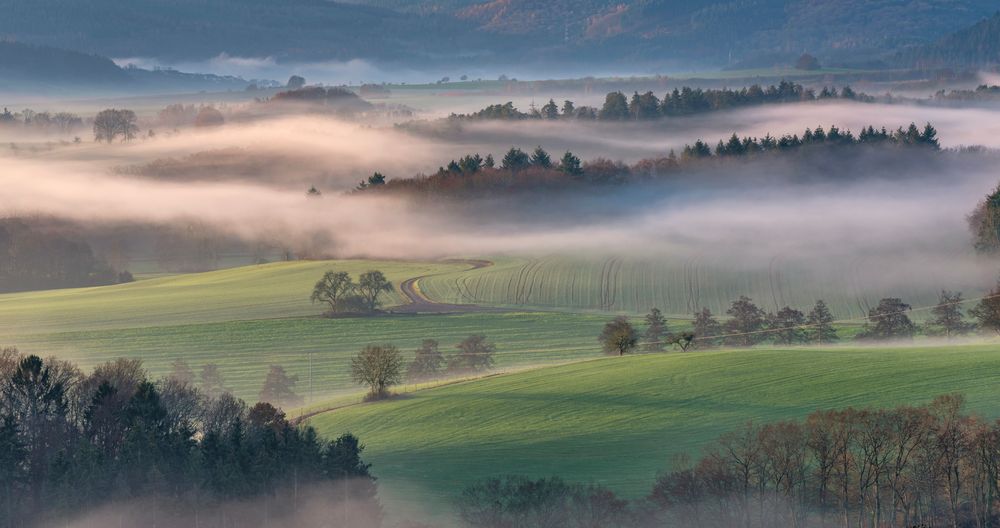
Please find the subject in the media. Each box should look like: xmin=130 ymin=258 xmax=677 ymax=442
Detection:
xmin=363 ymin=122 xmax=941 ymax=196
xmin=0 ymin=0 xmax=996 ymax=67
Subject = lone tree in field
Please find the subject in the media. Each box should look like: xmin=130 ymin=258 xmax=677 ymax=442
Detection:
xmin=643 ymin=308 xmax=668 ymax=352
xmin=806 ymin=300 xmax=838 ymax=343
xmin=447 ymin=335 xmax=497 ymax=373
xmin=356 ymin=270 xmax=393 ymax=312
xmin=351 ymin=345 xmax=403 ymax=400
xmin=311 ymin=271 xmax=356 ymax=313
xmin=691 ymin=307 xmax=722 ymax=349
xmin=724 ymin=296 xmax=767 ymax=347
xmin=406 ymin=339 xmax=444 ymax=381
xmin=767 ymin=306 xmax=807 ymax=345
xmin=926 ymin=290 xmax=976 ymax=338
xmin=857 ymin=298 xmax=917 ymax=340
xmin=970 ymin=283 xmax=1000 ymax=335
xmin=258 ymin=365 xmax=303 ymax=408
xmin=600 ymin=316 xmax=638 ymax=356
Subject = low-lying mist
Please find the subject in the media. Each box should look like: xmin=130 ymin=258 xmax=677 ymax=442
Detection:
xmin=2 ymin=99 xmax=999 ymax=299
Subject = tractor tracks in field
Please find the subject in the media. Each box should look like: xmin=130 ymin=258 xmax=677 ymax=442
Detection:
xmin=393 ymin=259 xmax=501 ymax=314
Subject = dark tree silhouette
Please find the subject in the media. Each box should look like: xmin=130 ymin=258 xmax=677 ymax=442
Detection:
xmin=643 ymin=308 xmax=668 ymax=352
xmin=857 ymin=298 xmax=917 ymax=340
xmin=806 ymin=300 xmax=839 ymax=343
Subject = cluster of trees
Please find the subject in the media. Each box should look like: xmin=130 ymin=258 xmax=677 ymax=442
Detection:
xmin=457 ymin=395 xmax=1000 ymax=528
xmin=0 ymin=351 xmax=381 ymax=527
xmin=360 ymin=122 xmax=941 ymax=196
xmin=311 ymin=270 xmax=393 ymax=315
xmin=93 ymin=108 xmax=139 ymax=143
xmin=0 ymin=107 xmax=83 ymax=133
xmin=452 ymin=81 xmax=870 ymax=122
xmin=267 ymin=86 xmax=373 ymax=115
xmin=680 ymin=123 xmax=939 ymax=161
xmin=157 ymin=103 xmax=226 ymax=128
xmin=602 ymin=287 xmax=998 ymax=354
xmin=648 ymin=394 xmax=999 ymax=528
xmin=168 ymin=359 xmax=304 ymax=410
xmin=933 ymin=84 xmax=1000 ymax=102
xmin=349 ymin=336 xmax=497 ymax=400
xmin=0 ymin=218 xmax=131 ymax=293
xmin=599 ymin=310 xmax=694 ymax=356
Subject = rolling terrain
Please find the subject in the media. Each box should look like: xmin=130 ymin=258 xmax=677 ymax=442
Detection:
xmin=309 ymin=343 xmax=1000 ymax=517
xmin=419 ymin=255 xmax=990 ymax=319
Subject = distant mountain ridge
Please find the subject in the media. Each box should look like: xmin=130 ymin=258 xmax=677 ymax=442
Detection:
xmin=1 ymin=0 xmax=997 ymax=69
xmin=896 ymin=11 xmax=1000 ymax=69
xmin=0 ymin=41 xmax=253 ymax=93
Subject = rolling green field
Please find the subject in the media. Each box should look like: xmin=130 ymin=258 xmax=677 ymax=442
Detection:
xmin=420 ymin=255 xmax=989 ymax=319
xmin=0 ymin=259 xmax=466 ymax=334
xmin=7 ymin=311 xmax=614 ymax=403
xmin=309 ymin=343 xmax=1000 ymax=520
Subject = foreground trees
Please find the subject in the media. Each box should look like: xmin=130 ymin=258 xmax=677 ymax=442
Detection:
xmin=0 ymin=351 xmax=382 ymax=528
xmin=648 ymin=394 xmax=999 ymax=528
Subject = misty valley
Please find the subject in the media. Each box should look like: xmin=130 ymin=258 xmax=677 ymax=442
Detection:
xmin=4 ymin=3 xmax=1000 ymax=527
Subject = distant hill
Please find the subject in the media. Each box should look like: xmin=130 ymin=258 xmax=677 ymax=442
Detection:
xmin=0 ymin=41 xmax=128 ymax=85
xmin=347 ymin=0 xmax=1000 ymax=66
xmin=1 ymin=0 xmax=997 ymax=69
xmin=0 ymin=41 xmax=253 ymax=93
xmin=896 ymin=12 xmax=1000 ymax=69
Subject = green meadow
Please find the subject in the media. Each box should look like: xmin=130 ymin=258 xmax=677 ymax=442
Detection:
xmin=309 ymin=343 xmax=1000 ymax=517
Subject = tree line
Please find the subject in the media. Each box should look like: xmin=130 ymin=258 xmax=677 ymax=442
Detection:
xmin=0 ymin=350 xmax=381 ymax=528
xmin=600 ymin=287 xmax=999 ymax=353
xmin=451 ymin=81 xmax=871 ymax=122
xmin=457 ymin=394 xmax=999 ymax=528
xmin=0 ymin=107 xmax=83 ymax=133
xmin=349 ymin=336 xmax=497 ymax=400
xmin=356 ymin=122 xmax=941 ymax=196
xmin=0 ymin=218 xmax=132 ymax=293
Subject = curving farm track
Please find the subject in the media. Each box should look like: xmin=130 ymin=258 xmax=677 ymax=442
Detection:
xmin=393 ymin=259 xmax=499 ymax=314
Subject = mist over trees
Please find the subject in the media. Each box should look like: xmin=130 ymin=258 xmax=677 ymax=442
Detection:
xmin=459 ymin=394 xmax=1000 ymax=528
xmin=0 ymin=351 xmax=381 ymax=528
xmin=93 ymin=108 xmax=139 ymax=143
xmin=362 ymin=122 xmax=941 ymax=197
xmin=451 ymin=81 xmax=872 ymax=123
xmin=0 ymin=218 xmax=131 ymax=293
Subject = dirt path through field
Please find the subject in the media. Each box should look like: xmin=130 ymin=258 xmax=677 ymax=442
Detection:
xmin=392 ymin=259 xmax=500 ymax=314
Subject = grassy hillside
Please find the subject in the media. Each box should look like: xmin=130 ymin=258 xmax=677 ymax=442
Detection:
xmin=0 ymin=260 xmax=466 ymax=334
xmin=419 ymin=256 xmax=988 ymax=319
xmin=309 ymin=344 xmax=1000 ymax=518
xmin=6 ymin=311 xmax=613 ymax=403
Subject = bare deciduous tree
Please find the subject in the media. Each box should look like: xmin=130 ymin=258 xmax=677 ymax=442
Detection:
xmin=351 ymin=345 xmax=403 ymax=400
